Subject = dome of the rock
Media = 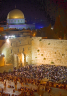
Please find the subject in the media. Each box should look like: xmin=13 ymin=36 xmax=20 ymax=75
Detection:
xmin=7 ymin=9 xmax=24 ymax=19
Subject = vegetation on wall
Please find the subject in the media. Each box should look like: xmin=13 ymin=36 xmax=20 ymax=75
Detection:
xmin=51 ymin=61 xmax=54 ymax=64
xmin=37 ymin=49 xmax=40 ymax=52
xmin=48 ymin=43 xmax=50 ymax=45
xmin=35 ymin=57 xmax=37 ymax=58
xmin=43 ymin=58 xmax=46 ymax=60
xmin=39 ymin=39 xmax=42 ymax=41
xmin=41 ymin=54 xmax=43 ymax=56
xmin=62 ymin=54 xmax=65 ymax=56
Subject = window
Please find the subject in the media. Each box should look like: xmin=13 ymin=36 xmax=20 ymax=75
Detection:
xmin=11 ymin=50 xmax=12 ymax=53
xmin=18 ymin=20 xmax=19 ymax=22
xmin=18 ymin=49 xmax=19 ymax=52
xmin=14 ymin=20 xmax=16 ymax=22
xmin=23 ymin=48 xmax=24 ymax=51
xmin=11 ymin=20 xmax=13 ymax=22
xmin=11 ymin=43 xmax=12 ymax=46
xmin=19 ymin=41 xmax=21 ymax=44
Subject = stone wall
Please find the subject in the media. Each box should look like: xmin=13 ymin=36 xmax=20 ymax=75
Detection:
xmin=0 ymin=36 xmax=67 ymax=73
xmin=31 ymin=37 xmax=67 ymax=66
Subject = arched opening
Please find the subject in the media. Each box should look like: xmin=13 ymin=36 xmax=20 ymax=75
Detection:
xmin=22 ymin=53 xmax=24 ymax=66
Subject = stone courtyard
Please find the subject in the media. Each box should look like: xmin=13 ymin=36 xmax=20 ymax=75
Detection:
xmin=0 ymin=78 xmax=67 ymax=96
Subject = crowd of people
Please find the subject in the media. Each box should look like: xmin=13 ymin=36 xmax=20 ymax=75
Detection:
xmin=14 ymin=64 xmax=67 ymax=84
xmin=0 ymin=64 xmax=67 ymax=96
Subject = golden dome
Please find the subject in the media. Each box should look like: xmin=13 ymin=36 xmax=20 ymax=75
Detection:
xmin=7 ymin=9 xmax=24 ymax=19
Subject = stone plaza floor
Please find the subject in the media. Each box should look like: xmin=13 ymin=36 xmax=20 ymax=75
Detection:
xmin=0 ymin=80 xmax=67 ymax=96
xmin=38 ymin=87 xmax=67 ymax=96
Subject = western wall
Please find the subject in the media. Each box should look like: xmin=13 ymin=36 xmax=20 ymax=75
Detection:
xmin=31 ymin=37 xmax=67 ymax=66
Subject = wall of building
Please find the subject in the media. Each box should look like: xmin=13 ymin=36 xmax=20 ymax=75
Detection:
xmin=0 ymin=64 xmax=13 ymax=73
xmin=31 ymin=37 xmax=67 ymax=66
xmin=0 ymin=36 xmax=32 ymax=68
xmin=7 ymin=19 xmax=25 ymax=24
xmin=8 ymin=24 xmax=35 ymax=30
xmin=0 ymin=56 xmax=5 ymax=66
xmin=0 ymin=40 xmax=13 ymax=65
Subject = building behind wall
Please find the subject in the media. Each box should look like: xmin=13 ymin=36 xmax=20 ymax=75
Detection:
xmin=1 ymin=9 xmax=35 ymax=30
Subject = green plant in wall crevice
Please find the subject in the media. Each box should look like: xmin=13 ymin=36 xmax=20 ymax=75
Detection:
xmin=35 ymin=57 xmax=37 ymax=58
xmin=37 ymin=49 xmax=40 ymax=52
xmin=39 ymin=39 xmax=42 ymax=41
xmin=48 ymin=43 xmax=50 ymax=45
xmin=62 ymin=54 xmax=65 ymax=56
xmin=43 ymin=58 xmax=46 ymax=60
xmin=51 ymin=61 xmax=54 ymax=64
xmin=41 ymin=54 xmax=43 ymax=56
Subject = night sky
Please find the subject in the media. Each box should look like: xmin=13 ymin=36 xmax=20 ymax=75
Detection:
xmin=0 ymin=0 xmax=67 ymax=28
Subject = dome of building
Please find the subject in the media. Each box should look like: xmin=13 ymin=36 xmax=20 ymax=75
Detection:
xmin=7 ymin=9 xmax=24 ymax=19
xmin=6 ymin=9 xmax=35 ymax=30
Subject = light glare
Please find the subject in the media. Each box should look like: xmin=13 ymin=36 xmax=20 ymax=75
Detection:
xmin=7 ymin=39 xmax=9 ymax=43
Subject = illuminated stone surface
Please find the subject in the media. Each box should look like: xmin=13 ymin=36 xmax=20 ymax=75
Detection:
xmin=0 ymin=37 xmax=67 ymax=72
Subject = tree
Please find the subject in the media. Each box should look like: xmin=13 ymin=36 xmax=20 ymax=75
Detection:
xmin=54 ymin=16 xmax=64 ymax=39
